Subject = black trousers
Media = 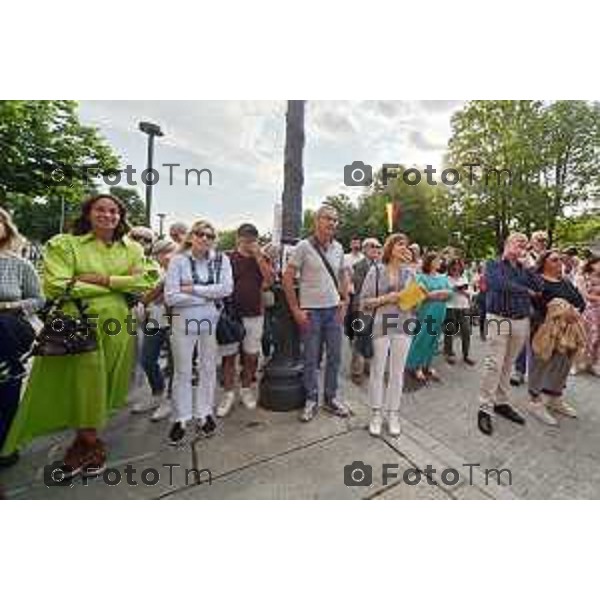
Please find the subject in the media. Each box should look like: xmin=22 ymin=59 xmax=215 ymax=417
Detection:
xmin=443 ymin=308 xmax=472 ymax=359
xmin=0 ymin=313 xmax=30 ymax=451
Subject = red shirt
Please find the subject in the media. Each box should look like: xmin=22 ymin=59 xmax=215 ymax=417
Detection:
xmin=228 ymin=250 xmax=265 ymax=317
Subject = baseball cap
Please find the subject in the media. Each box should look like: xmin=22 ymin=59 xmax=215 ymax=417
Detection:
xmin=237 ymin=223 xmax=259 ymax=238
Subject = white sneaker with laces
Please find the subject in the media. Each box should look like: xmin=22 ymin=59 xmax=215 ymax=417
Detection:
xmin=216 ymin=391 xmax=236 ymax=418
xmin=240 ymin=387 xmax=257 ymax=410
xmin=151 ymin=398 xmax=172 ymax=422
xmin=388 ymin=412 xmax=401 ymax=437
xmin=547 ymin=397 xmax=577 ymax=418
xmin=369 ymin=410 xmax=383 ymax=437
xmin=528 ymin=399 xmax=558 ymax=426
xmin=131 ymin=395 xmax=160 ymax=414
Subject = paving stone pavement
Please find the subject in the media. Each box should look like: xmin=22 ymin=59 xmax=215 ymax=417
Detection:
xmin=1 ymin=337 xmax=598 ymax=499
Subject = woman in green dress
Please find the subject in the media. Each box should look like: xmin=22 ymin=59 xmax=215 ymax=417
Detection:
xmin=1 ymin=195 xmax=158 ymax=478
xmin=406 ymin=252 xmax=451 ymax=383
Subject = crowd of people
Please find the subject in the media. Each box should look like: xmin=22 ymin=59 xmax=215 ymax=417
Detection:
xmin=1 ymin=196 xmax=599 ymax=480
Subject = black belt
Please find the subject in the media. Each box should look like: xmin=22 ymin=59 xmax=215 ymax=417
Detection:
xmin=495 ymin=313 xmax=528 ymax=321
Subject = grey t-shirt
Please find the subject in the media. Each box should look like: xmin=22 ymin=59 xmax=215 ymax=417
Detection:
xmin=289 ymin=238 xmax=345 ymax=309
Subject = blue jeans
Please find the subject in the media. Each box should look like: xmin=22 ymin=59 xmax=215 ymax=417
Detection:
xmin=301 ymin=307 xmax=342 ymax=405
xmin=141 ymin=327 xmax=168 ymax=394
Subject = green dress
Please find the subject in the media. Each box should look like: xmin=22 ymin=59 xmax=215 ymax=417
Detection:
xmin=1 ymin=233 xmax=158 ymax=455
xmin=406 ymin=273 xmax=451 ymax=371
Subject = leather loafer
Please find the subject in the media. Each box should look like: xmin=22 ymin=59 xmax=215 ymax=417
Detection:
xmin=494 ymin=403 xmax=526 ymax=425
xmin=478 ymin=410 xmax=493 ymax=435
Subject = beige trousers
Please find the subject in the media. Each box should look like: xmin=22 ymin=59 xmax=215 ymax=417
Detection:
xmin=479 ymin=314 xmax=530 ymax=410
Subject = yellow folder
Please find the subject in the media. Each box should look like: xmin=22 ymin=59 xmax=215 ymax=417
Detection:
xmin=397 ymin=280 xmax=427 ymax=311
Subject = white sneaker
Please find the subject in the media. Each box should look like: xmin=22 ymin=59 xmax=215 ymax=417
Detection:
xmin=388 ymin=412 xmax=401 ymax=437
xmin=547 ymin=397 xmax=577 ymax=418
xmin=240 ymin=387 xmax=257 ymax=410
xmin=369 ymin=410 xmax=383 ymax=437
xmin=216 ymin=391 xmax=236 ymax=418
xmin=527 ymin=399 xmax=558 ymax=426
xmin=131 ymin=395 xmax=160 ymax=414
xmin=151 ymin=398 xmax=172 ymax=422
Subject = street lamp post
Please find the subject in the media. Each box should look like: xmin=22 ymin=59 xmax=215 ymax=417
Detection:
xmin=157 ymin=213 xmax=167 ymax=239
xmin=259 ymin=100 xmax=306 ymax=412
xmin=138 ymin=121 xmax=164 ymax=228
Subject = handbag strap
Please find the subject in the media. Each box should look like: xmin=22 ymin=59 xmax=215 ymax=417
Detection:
xmin=371 ymin=263 xmax=380 ymax=320
xmin=309 ymin=236 xmax=339 ymax=293
xmin=189 ymin=252 xmax=223 ymax=285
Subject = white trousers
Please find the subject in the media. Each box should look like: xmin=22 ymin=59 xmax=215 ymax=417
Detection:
xmin=368 ymin=334 xmax=411 ymax=413
xmin=171 ymin=318 xmax=218 ymax=423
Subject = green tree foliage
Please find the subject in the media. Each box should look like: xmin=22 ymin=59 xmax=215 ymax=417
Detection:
xmin=217 ymin=229 xmax=237 ymax=251
xmin=447 ymin=100 xmax=600 ymax=254
xmin=0 ymin=100 xmax=119 ymax=241
xmin=109 ymin=186 xmax=146 ymax=226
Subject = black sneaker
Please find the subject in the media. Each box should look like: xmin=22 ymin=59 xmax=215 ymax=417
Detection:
xmin=0 ymin=451 xmax=20 ymax=471
xmin=477 ymin=409 xmax=493 ymax=435
xmin=200 ymin=415 xmax=217 ymax=437
xmin=510 ymin=372 xmax=525 ymax=386
xmin=168 ymin=421 xmax=186 ymax=445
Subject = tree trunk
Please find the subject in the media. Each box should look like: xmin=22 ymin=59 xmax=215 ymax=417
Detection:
xmin=281 ymin=100 xmax=305 ymax=243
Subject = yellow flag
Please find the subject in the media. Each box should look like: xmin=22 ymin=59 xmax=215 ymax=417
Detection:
xmin=386 ymin=202 xmax=394 ymax=233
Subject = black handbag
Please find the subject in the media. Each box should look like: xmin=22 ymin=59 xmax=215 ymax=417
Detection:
xmin=188 ymin=254 xmax=246 ymax=345
xmin=32 ymin=281 xmax=98 ymax=356
xmin=355 ymin=264 xmax=380 ymax=359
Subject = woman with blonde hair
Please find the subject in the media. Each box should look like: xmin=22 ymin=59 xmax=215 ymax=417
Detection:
xmin=164 ymin=219 xmax=233 ymax=444
xmin=359 ymin=233 xmax=415 ymax=437
xmin=0 ymin=208 xmax=44 ymax=468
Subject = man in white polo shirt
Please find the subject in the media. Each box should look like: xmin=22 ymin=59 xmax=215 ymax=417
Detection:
xmin=283 ymin=205 xmax=351 ymax=422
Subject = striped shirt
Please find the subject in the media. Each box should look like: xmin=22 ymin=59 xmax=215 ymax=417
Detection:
xmin=0 ymin=251 xmax=44 ymax=313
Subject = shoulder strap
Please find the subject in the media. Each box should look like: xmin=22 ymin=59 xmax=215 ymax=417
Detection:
xmin=188 ymin=256 xmax=200 ymax=285
xmin=309 ymin=236 xmax=339 ymax=290
xmin=212 ymin=252 xmax=223 ymax=284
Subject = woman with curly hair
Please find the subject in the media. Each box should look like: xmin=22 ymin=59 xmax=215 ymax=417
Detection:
xmin=527 ymin=249 xmax=586 ymax=426
xmin=0 ymin=195 xmax=158 ymax=477
xmin=405 ymin=251 xmax=452 ymax=383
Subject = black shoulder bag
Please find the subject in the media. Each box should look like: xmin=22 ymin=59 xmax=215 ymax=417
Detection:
xmin=32 ymin=280 xmax=98 ymax=356
xmin=188 ymin=254 xmax=246 ymax=345
xmin=354 ymin=264 xmax=380 ymax=359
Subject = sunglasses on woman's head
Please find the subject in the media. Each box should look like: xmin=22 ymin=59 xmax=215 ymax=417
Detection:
xmin=193 ymin=230 xmax=216 ymax=240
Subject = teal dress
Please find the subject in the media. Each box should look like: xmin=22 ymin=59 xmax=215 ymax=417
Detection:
xmin=406 ymin=273 xmax=451 ymax=370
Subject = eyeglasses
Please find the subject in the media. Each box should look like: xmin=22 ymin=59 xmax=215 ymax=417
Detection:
xmin=193 ymin=230 xmax=216 ymax=241
xmin=132 ymin=236 xmax=153 ymax=244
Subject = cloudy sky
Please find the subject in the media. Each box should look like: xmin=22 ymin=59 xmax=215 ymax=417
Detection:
xmin=78 ymin=101 xmax=464 ymax=234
